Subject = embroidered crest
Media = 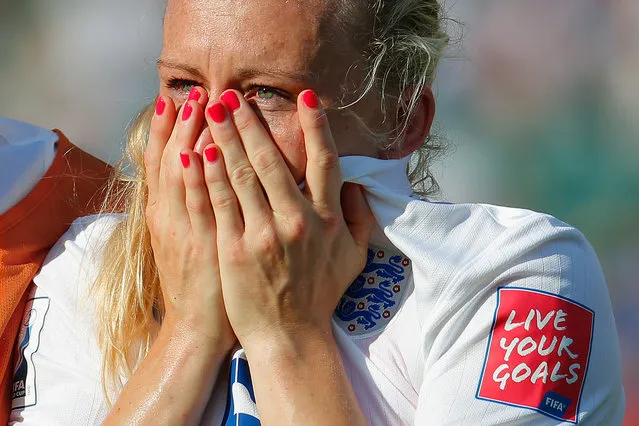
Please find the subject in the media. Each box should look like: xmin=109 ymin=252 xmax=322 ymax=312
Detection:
xmin=476 ymin=287 xmax=594 ymax=423
xmin=333 ymin=245 xmax=410 ymax=336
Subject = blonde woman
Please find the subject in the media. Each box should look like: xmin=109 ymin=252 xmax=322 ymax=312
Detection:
xmin=9 ymin=0 xmax=624 ymax=425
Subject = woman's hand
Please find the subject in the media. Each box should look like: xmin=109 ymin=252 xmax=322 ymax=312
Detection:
xmin=200 ymin=89 xmax=373 ymax=426
xmin=201 ymin=89 xmax=374 ymax=349
xmin=144 ymin=87 xmax=234 ymax=349
xmin=105 ymin=88 xmax=235 ymax=426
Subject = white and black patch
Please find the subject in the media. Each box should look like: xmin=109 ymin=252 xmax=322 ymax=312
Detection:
xmin=11 ymin=293 xmax=50 ymax=410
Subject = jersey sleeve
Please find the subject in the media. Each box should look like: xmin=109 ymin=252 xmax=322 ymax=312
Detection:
xmin=9 ymin=214 xmax=122 ymax=425
xmin=413 ymin=211 xmax=625 ymax=425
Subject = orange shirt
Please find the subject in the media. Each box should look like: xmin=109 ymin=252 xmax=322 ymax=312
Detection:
xmin=0 ymin=130 xmax=112 ymax=423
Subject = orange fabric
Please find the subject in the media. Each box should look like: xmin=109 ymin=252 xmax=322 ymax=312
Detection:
xmin=0 ymin=131 xmax=113 ymax=423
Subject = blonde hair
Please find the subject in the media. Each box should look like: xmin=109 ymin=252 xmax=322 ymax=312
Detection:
xmin=94 ymin=0 xmax=448 ymax=398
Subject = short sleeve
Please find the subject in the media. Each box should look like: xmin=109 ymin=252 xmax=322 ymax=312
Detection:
xmin=414 ymin=213 xmax=625 ymax=425
xmin=9 ymin=214 xmax=122 ymax=425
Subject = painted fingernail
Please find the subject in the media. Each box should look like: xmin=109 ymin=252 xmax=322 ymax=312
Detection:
xmin=208 ymin=103 xmax=226 ymax=123
xmin=302 ymin=90 xmax=318 ymax=109
xmin=221 ymin=91 xmax=240 ymax=111
xmin=182 ymin=102 xmax=193 ymax=121
xmin=156 ymin=96 xmax=166 ymax=115
xmin=204 ymin=145 xmax=218 ymax=163
xmin=180 ymin=152 xmax=190 ymax=168
xmin=188 ymin=87 xmax=201 ymax=102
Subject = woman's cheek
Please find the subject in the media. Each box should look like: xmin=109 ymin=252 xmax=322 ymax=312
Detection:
xmin=268 ymin=113 xmax=307 ymax=184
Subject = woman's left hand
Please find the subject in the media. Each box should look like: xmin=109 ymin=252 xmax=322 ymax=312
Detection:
xmin=200 ymin=89 xmax=375 ymax=350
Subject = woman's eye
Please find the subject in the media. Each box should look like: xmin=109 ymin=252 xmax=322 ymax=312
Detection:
xmin=256 ymin=87 xmax=276 ymax=99
xmin=166 ymin=78 xmax=199 ymax=94
xmin=247 ymin=86 xmax=294 ymax=111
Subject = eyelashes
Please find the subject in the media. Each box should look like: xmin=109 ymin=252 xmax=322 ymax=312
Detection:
xmin=164 ymin=78 xmax=292 ymax=109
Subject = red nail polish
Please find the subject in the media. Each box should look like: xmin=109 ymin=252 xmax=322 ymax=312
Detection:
xmin=208 ymin=103 xmax=226 ymax=123
xmin=188 ymin=87 xmax=201 ymax=102
xmin=204 ymin=145 xmax=218 ymax=163
xmin=221 ymin=91 xmax=241 ymax=111
xmin=180 ymin=152 xmax=190 ymax=168
xmin=182 ymin=103 xmax=193 ymax=121
xmin=302 ymin=90 xmax=318 ymax=109
xmin=156 ymin=96 xmax=166 ymax=115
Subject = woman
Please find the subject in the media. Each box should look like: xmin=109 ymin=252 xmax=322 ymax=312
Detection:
xmin=9 ymin=0 xmax=624 ymax=425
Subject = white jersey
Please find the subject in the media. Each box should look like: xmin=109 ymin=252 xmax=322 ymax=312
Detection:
xmin=9 ymin=156 xmax=625 ymax=425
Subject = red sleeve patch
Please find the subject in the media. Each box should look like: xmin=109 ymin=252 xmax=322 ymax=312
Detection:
xmin=476 ymin=287 xmax=594 ymax=423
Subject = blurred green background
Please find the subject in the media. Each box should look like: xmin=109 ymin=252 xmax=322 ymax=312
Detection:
xmin=1 ymin=0 xmax=637 ymax=422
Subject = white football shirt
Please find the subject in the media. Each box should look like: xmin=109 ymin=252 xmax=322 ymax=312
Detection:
xmin=9 ymin=156 xmax=625 ymax=425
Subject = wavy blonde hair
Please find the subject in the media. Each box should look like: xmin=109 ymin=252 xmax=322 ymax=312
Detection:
xmin=93 ymin=0 xmax=449 ymax=399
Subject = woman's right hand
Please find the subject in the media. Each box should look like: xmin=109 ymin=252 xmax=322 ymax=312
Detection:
xmin=144 ymin=86 xmax=235 ymax=350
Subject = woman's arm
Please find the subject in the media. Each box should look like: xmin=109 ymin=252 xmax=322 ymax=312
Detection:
xmin=103 ymin=318 xmax=226 ymax=425
xmin=105 ymin=89 xmax=235 ymax=425
xmin=244 ymin=327 xmax=365 ymax=426
xmin=198 ymin=89 xmax=374 ymax=425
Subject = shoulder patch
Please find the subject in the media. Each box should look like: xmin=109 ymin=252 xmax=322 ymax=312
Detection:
xmin=12 ymin=293 xmax=50 ymax=410
xmin=333 ymin=245 xmax=410 ymax=337
xmin=476 ymin=287 xmax=594 ymax=423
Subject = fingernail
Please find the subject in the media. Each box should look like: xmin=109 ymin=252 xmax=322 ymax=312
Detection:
xmin=204 ymin=145 xmax=218 ymax=163
xmin=180 ymin=152 xmax=190 ymax=168
xmin=156 ymin=96 xmax=166 ymax=115
xmin=188 ymin=87 xmax=201 ymax=102
xmin=302 ymin=90 xmax=318 ymax=109
xmin=221 ymin=91 xmax=240 ymax=111
xmin=182 ymin=103 xmax=193 ymax=121
xmin=208 ymin=103 xmax=226 ymax=123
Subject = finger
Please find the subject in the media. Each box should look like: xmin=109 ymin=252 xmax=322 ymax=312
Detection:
xmin=298 ymin=89 xmax=342 ymax=213
xmin=202 ymin=144 xmax=244 ymax=242
xmin=146 ymin=95 xmax=177 ymax=210
xmin=341 ymin=183 xmax=375 ymax=251
xmin=219 ymin=90 xmax=301 ymax=212
xmin=163 ymin=96 xmax=206 ymax=226
xmin=205 ymin=100 xmax=271 ymax=225
xmin=194 ymin=127 xmax=214 ymax=157
xmin=180 ymin=148 xmax=216 ymax=236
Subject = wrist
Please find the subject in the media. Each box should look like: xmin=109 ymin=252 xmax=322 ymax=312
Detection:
xmin=242 ymin=324 xmax=337 ymax=368
xmin=161 ymin=314 xmax=234 ymax=359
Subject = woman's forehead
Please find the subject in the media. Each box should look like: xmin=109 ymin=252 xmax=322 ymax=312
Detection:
xmin=163 ymin=0 xmax=339 ymax=74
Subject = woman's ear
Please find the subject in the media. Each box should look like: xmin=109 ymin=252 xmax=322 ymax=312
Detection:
xmin=384 ymin=87 xmax=436 ymax=159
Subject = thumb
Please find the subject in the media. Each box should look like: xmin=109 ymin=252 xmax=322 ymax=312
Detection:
xmin=341 ymin=183 xmax=375 ymax=250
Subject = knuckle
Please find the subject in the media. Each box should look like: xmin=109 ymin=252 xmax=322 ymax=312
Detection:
xmin=252 ymin=148 xmax=281 ymax=175
xmin=209 ymin=187 xmax=236 ymax=210
xmin=316 ymin=150 xmax=339 ymax=171
xmin=185 ymin=196 xmax=209 ymax=215
xmin=322 ymin=212 xmax=342 ymax=234
xmin=285 ymin=213 xmax=308 ymax=241
xmin=255 ymin=226 xmax=279 ymax=252
xmin=233 ymin=115 xmax=253 ymax=134
xmin=230 ymin=164 xmax=258 ymax=188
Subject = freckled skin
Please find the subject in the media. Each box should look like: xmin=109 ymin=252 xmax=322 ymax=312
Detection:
xmin=160 ymin=0 xmax=384 ymax=183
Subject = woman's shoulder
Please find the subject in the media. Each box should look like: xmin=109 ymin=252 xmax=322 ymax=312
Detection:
xmin=33 ymin=213 xmax=125 ymax=320
xmin=417 ymin=199 xmax=592 ymax=262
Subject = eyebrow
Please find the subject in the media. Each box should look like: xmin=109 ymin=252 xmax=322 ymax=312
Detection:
xmin=235 ymin=67 xmax=317 ymax=85
xmin=157 ymin=59 xmax=208 ymax=83
xmin=157 ymin=58 xmax=316 ymax=85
